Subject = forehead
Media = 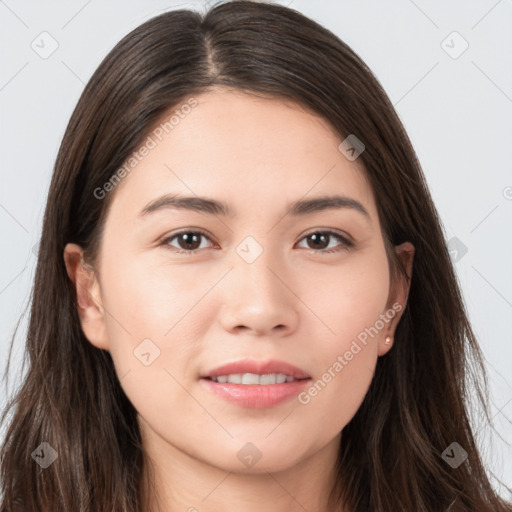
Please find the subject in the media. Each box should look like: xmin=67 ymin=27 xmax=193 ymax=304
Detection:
xmin=106 ymin=88 xmax=376 ymax=222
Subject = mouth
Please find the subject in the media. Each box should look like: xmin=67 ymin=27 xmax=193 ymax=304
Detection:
xmin=200 ymin=358 xmax=311 ymax=381
xmin=203 ymin=373 xmax=308 ymax=384
xmin=199 ymin=359 xmax=312 ymax=408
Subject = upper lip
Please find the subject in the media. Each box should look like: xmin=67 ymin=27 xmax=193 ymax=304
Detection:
xmin=201 ymin=359 xmax=311 ymax=380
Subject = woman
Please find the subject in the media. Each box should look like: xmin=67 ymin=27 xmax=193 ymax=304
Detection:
xmin=1 ymin=1 xmax=510 ymax=511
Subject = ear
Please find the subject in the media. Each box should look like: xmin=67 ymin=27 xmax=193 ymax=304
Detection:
xmin=378 ymin=241 xmax=414 ymax=356
xmin=63 ymin=243 xmax=109 ymax=351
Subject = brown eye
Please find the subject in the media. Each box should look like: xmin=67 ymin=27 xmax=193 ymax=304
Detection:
xmin=162 ymin=230 xmax=213 ymax=253
xmin=297 ymin=231 xmax=353 ymax=254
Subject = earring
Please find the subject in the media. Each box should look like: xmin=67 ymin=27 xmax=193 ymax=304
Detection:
xmin=385 ymin=336 xmax=392 ymax=345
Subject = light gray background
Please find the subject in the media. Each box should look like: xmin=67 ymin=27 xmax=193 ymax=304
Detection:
xmin=1 ymin=0 xmax=511 ymax=498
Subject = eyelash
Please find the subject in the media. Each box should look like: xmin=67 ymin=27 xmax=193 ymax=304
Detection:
xmin=160 ymin=229 xmax=354 ymax=255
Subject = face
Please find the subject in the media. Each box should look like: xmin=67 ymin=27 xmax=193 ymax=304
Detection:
xmin=65 ymin=88 xmax=412 ymax=475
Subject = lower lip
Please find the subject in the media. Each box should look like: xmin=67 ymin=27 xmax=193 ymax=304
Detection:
xmin=199 ymin=378 xmax=311 ymax=409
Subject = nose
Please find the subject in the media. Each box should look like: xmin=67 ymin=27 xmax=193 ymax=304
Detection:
xmin=218 ymin=248 xmax=299 ymax=337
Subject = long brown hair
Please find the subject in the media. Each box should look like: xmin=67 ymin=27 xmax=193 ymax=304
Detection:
xmin=1 ymin=1 xmax=510 ymax=511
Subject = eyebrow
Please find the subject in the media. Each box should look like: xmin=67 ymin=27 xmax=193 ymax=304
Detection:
xmin=139 ymin=193 xmax=371 ymax=221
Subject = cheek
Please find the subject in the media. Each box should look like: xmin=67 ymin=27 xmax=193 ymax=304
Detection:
xmin=99 ymin=249 xmax=202 ymax=344
xmin=297 ymin=344 xmax=376 ymax=442
xmin=96 ymin=252 xmax=202 ymax=433
xmin=302 ymin=243 xmax=391 ymax=344
xmin=296 ymin=247 xmax=390 ymax=426
xmin=97 ymin=248 xmax=219 ymax=410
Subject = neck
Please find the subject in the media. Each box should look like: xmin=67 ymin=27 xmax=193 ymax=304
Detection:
xmin=139 ymin=422 xmax=342 ymax=512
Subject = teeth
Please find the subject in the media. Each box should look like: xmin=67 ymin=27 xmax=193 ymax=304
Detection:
xmin=242 ymin=373 xmax=260 ymax=385
xmin=259 ymin=373 xmax=277 ymax=385
xmin=210 ymin=373 xmax=297 ymax=385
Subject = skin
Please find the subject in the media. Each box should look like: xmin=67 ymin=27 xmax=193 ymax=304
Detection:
xmin=64 ymin=87 xmax=414 ymax=512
